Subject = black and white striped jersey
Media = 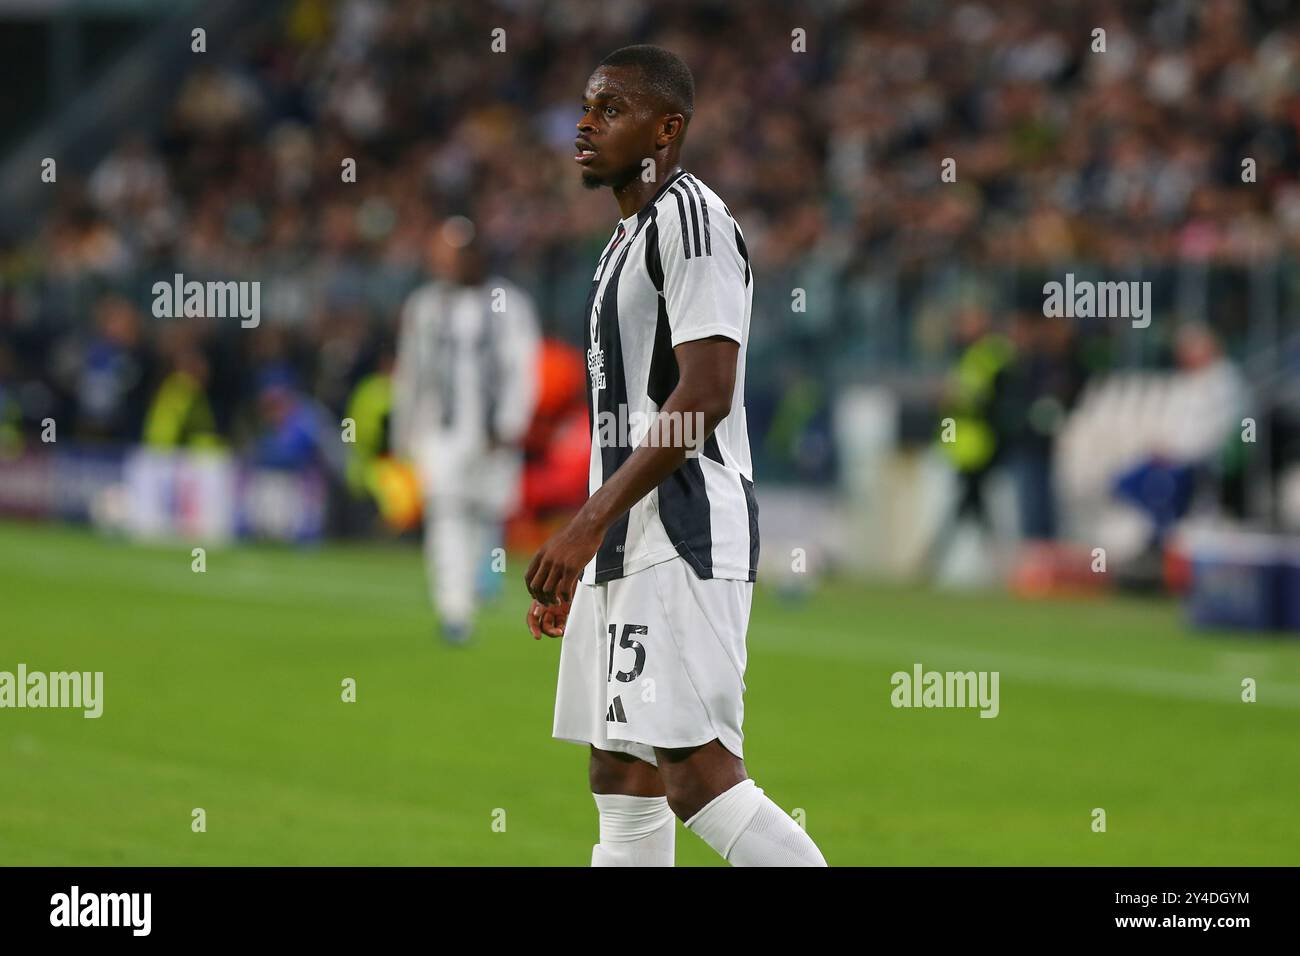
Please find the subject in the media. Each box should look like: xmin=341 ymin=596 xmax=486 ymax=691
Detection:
xmin=581 ymin=168 xmax=758 ymax=585
xmin=393 ymin=277 xmax=539 ymax=451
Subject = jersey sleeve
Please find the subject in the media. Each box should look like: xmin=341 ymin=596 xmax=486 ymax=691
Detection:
xmin=390 ymin=288 xmax=424 ymax=457
xmin=490 ymin=283 xmax=540 ymax=445
xmin=656 ymin=188 xmax=748 ymax=348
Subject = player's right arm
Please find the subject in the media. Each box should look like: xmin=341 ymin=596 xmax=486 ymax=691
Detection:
xmin=391 ymin=292 xmax=420 ymax=458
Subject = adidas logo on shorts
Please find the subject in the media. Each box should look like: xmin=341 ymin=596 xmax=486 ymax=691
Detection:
xmin=605 ymin=695 xmax=627 ymax=723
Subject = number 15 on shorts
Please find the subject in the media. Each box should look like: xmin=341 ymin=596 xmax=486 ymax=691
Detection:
xmin=607 ymin=624 xmax=647 ymax=683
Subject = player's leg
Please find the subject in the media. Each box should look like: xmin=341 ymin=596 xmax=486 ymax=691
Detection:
xmin=587 ymin=745 xmax=674 ymax=867
xmin=422 ymin=439 xmax=485 ymax=642
xmin=590 ymin=744 xmax=664 ymax=796
xmin=414 ymin=437 xmax=472 ymax=642
xmin=426 ymin=492 xmax=477 ymax=642
xmin=553 ymin=580 xmax=676 ymax=865
xmin=606 ymin=558 xmax=826 ymax=866
xmin=471 ymin=447 xmax=522 ymax=604
xmin=585 ymin=610 xmax=674 ymax=867
xmin=656 ymin=739 xmax=827 ymax=867
xmin=473 ymin=504 xmax=505 ymax=602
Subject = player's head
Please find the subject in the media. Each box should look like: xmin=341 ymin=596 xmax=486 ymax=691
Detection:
xmin=576 ymin=45 xmax=694 ymax=191
xmin=426 ymin=215 xmax=485 ymax=285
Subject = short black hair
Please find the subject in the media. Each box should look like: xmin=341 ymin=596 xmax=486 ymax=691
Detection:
xmin=599 ymin=45 xmax=694 ymax=122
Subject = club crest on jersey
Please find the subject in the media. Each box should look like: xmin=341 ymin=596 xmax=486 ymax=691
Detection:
xmin=587 ymin=298 xmax=606 ymax=391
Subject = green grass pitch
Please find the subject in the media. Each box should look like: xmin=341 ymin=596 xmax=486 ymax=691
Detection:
xmin=1 ymin=519 xmax=1297 ymax=866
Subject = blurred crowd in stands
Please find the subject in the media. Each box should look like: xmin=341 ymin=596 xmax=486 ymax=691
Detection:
xmin=0 ymin=0 xmax=1297 ymax=498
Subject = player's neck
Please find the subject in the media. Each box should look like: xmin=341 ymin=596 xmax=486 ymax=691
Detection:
xmin=613 ymin=161 xmax=683 ymax=221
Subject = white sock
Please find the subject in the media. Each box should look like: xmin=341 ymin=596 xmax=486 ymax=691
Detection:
xmin=590 ymin=793 xmax=675 ymax=867
xmin=685 ymin=779 xmax=827 ymax=867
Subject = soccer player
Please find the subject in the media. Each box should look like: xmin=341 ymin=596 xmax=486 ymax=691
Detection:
xmin=394 ymin=215 xmax=539 ymax=644
xmin=525 ymin=45 xmax=827 ymax=866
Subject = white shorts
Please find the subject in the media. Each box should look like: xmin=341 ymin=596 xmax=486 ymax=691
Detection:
xmin=552 ymin=557 xmax=752 ymax=767
xmin=412 ymin=435 xmax=522 ymax=516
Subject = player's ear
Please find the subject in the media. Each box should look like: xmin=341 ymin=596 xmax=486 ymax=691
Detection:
xmin=657 ymin=114 xmax=685 ymax=149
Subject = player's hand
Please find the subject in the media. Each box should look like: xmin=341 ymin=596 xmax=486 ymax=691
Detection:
xmin=526 ymin=598 xmax=570 ymax=640
xmin=525 ymin=517 xmax=604 ymax=606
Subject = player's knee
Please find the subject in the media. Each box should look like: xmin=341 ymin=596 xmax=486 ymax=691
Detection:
xmin=663 ymin=789 xmax=695 ymax=822
xmin=662 ymin=760 xmax=749 ymax=820
xmin=588 ymin=747 xmax=656 ymax=795
xmin=663 ymin=776 xmax=718 ymax=821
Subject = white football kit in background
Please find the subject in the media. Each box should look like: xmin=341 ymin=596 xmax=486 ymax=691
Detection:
xmin=393 ymin=277 xmax=539 ymax=628
xmin=552 ymin=170 xmax=758 ymax=762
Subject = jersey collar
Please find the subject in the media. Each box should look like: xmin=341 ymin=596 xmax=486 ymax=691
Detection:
xmin=629 ymin=167 xmax=689 ymax=229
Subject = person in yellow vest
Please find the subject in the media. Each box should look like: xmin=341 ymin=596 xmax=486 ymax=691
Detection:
xmin=928 ymin=307 xmax=1013 ymax=571
xmin=0 ymin=344 xmax=22 ymax=459
xmin=142 ymin=350 xmax=221 ymax=449
xmin=342 ymin=346 xmax=423 ymax=533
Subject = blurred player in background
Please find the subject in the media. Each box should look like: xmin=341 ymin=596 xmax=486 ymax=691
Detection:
xmin=394 ymin=216 xmax=539 ymax=644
